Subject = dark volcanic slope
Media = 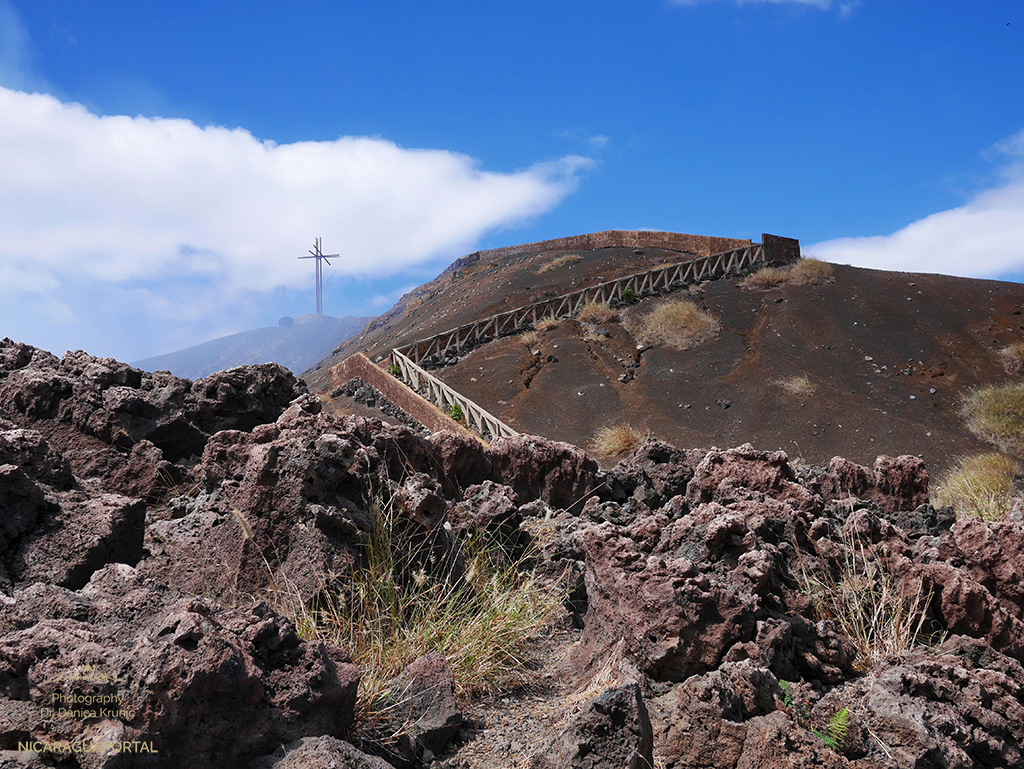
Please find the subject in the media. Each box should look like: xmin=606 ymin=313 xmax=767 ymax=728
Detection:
xmin=308 ymin=229 xmax=1024 ymax=477
xmin=303 ymin=240 xmax=732 ymax=391
xmin=435 ymin=263 xmax=1024 ymax=475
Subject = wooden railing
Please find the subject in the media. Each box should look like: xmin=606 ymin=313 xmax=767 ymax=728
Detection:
xmin=395 ymin=242 xmax=767 ymax=367
xmin=390 ymin=348 xmax=518 ymax=440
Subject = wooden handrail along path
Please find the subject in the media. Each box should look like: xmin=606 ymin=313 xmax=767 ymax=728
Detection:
xmin=390 ymin=349 xmax=518 ymax=440
xmin=394 ymin=234 xmax=798 ymax=368
xmin=330 ymin=232 xmax=798 ymax=440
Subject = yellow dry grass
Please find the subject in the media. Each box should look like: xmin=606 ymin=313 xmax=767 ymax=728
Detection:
xmin=796 ymin=531 xmax=938 ymax=672
xmin=535 ymin=316 xmax=561 ymax=331
xmin=576 ymin=301 xmax=618 ymax=325
xmin=518 ymin=330 xmax=541 ymax=346
xmin=740 ymin=267 xmax=788 ymax=290
xmin=537 ymin=253 xmax=582 ymax=274
xmin=963 ymin=382 xmax=1024 ymax=456
xmin=740 ymin=257 xmax=835 ymax=290
xmin=933 ymin=453 xmax=1019 ymax=521
xmin=1000 ymin=343 xmax=1024 ymax=375
xmin=590 ymin=424 xmax=645 ymax=457
xmin=774 ymin=375 xmax=817 ymax=397
xmin=636 ymin=299 xmax=718 ymax=350
xmin=788 ymin=257 xmax=835 ymax=285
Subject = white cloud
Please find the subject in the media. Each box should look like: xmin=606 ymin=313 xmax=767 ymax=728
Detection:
xmin=0 ymin=85 xmax=591 ymax=359
xmin=0 ymin=86 xmax=591 ymax=296
xmin=810 ymin=129 xmax=1024 ymax=279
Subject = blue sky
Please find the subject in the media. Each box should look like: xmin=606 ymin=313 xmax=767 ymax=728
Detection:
xmin=1 ymin=0 xmax=1022 ymax=362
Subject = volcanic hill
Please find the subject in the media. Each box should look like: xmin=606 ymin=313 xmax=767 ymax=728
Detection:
xmin=307 ymin=230 xmax=1024 ymax=476
xmin=134 ymin=312 xmax=370 ymax=380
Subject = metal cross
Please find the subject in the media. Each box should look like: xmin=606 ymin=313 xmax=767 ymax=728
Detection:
xmin=297 ymin=237 xmax=339 ymax=315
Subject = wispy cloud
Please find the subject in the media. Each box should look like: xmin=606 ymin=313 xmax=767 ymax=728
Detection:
xmin=810 ymin=129 xmax=1024 ymax=279
xmin=0 ymin=0 xmax=41 ymax=90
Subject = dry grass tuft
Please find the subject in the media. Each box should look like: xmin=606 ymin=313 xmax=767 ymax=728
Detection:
xmin=636 ymin=299 xmax=719 ymax=350
xmin=963 ymin=382 xmax=1024 ymax=456
xmin=537 ymin=253 xmax=582 ymax=274
xmin=590 ymin=424 xmax=645 ymax=457
xmin=301 ymin=496 xmax=564 ymax=735
xmin=797 ymin=531 xmax=938 ymax=672
xmin=576 ymin=301 xmax=618 ymax=325
xmin=535 ymin=316 xmax=561 ymax=331
xmin=740 ymin=258 xmax=835 ymax=290
xmin=518 ymin=330 xmax=541 ymax=346
xmin=933 ymin=453 xmax=1019 ymax=521
xmin=1000 ymin=343 xmax=1024 ymax=375
xmin=741 ymin=267 xmax=788 ymax=290
xmin=774 ymin=375 xmax=817 ymax=397
xmin=788 ymin=257 xmax=835 ymax=285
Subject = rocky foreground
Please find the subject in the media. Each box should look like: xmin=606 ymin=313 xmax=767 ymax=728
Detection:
xmin=2 ymin=337 xmax=1024 ymax=768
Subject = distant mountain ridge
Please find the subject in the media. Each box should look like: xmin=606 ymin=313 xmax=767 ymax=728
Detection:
xmin=134 ymin=313 xmax=370 ymax=380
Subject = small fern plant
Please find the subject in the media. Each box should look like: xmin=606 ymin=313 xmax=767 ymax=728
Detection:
xmin=811 ymin=707 xmax=850 ymax=751
xmin=446 ymin=403 xmax=465 ymax=422
xmin=779 ymin=682 xmax=849 ymax=753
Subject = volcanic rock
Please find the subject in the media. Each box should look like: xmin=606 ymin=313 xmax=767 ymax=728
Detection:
xmin=0 ymin=564 xmax=360 ymax=767
xmin=531 ymin=682 xmax=654 ymax=769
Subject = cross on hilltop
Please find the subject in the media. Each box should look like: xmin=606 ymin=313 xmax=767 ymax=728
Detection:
xmin=298 ymin=237 xmax=339 ymax=315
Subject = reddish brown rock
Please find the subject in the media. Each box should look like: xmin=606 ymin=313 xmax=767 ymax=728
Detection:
xmin=252 ymin=736 xmax=393 ymax=768
xmin=531 ymin=682 xmax=654 ymax=769
xmin=807 ymin=454 xmax=929 ymax=515
xmin=485 ymin=434 xmax=599 ymax=511
xmin=375 ymin=652 xmax=463 ymax=768
xmin=0 ymin=564 xmax=360 ymax=767
xmin=937 ymin=517 xmax=1024 ymax=615
xmin=686 ymin=444 xmax=819 ymax=512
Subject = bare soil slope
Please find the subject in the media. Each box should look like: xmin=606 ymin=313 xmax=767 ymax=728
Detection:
xmin=306 ymin=236 xmax=1024 ymax=477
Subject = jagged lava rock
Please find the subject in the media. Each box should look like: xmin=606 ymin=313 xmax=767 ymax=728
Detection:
xmin=0 ymin=340 xmax=305 ymax=496
xmin=0 ymin=564 xmax=360 ymax=767
xmin=531 ymin=682 xmax=654 ymax=769
xmin=1 ymin=426 xmax=144 ymax=593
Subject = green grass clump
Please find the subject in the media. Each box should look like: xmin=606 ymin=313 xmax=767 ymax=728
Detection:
xmin=637 ymin=299 xmax=719 ymax=350
xmin=621 ymin=286 xmax=640 ymax=305
xmin=446 ymin=403 xmax=465 ymax=422
xmin=963 ymin=382 xmax=1024 ymax=456
xmin=301 ymin=497 xmax=564 ymax=732
xmin=933 ymin=453 xmax=1019 ymax=520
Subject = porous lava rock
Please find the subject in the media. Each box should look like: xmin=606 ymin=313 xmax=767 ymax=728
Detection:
xmin=374 ymin=653 xmax=463 ymax=768
xmin=252 ymin=736 xmax=394 ymax=769
xmin=0 ymin=340 xmax=305 ymax=496
xmin=5 ymin=336 xmax=1024 ymax=769
xmin=531 ymin=682 xmax=654 ymax=769
xmin=0 ymin=564 xmax=360 ymax=767
xmin=802 ymin=454 xmax=929 ymax=516
xmin=0 ymin=426 xmax=145 ymax=593
xmin=485 ymin=434 xmax=599 ymax=512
